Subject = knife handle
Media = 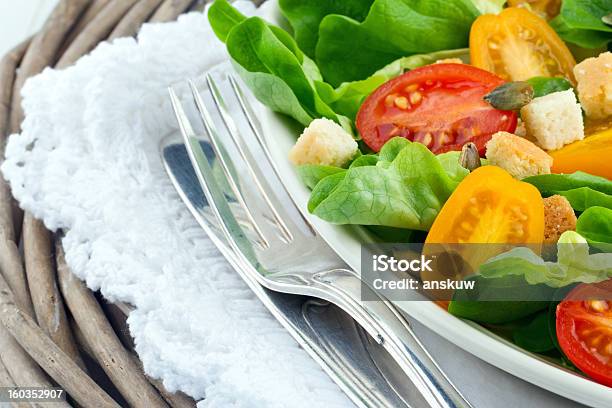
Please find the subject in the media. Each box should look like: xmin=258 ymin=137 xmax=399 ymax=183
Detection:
xmin=312 ymin=269 xmax=472 ymax=408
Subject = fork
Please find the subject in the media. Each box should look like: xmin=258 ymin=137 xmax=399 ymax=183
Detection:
xmin=168 ymin=72 xmax=472 ymax=408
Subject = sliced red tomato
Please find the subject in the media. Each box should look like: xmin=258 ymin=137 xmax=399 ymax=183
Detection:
xmin=356 ymin=64 xmax=517 ymax=154
xmin=557 ymin=281 xmax=612 ymax=387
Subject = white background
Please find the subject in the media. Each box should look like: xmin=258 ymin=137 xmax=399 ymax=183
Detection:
xmin=0 ymin=0 xmax=59 ymax=57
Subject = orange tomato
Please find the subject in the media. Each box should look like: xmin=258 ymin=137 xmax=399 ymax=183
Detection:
xmin=470 ymin=7 xmax=576 ymax=83
xmin=508 ymin=0 xmax=561 ymax=20
xmin=426 ymin=166 xmax=545 ymax=244
xmin=550 ymin=128 xmax=612 ymax=180
xmin=422 ymin=166 xmax=544 ymax=299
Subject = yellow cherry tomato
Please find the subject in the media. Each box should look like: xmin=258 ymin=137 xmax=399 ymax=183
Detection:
xmin=470 ymin=8 xmax=576 ymax=83
xmin=508 ymin=0 xmax=561 ymax=20
xmin=426 ymin=166 xmax=545 ymax=244
xmin=551 ymin=128 xmax=612 ymax=180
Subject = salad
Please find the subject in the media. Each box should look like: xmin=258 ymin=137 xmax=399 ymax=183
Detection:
xmin=209 ymin=0 xmax=612 ymax=388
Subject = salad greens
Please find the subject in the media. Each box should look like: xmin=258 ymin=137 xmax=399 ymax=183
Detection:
xmin=470 ymin=0 xmax=506 ymax=14
xmin=479 ymin=231 xmax=612 ymax=288
xmin=307 ymin=138 xmax=469 ymax=230
xmin=576 ymin=207 xmax=612 ymax=247
xmin=209 ymin=2 xmax=352 ymax=130
xmin=550 ymin=0 xmax=612 ymax=49
xmin=448 ymin=275 xmax=552 ymax=324
xmin=315 ymin=0 xmax=480 ymax=86
xmin=278 ymin=0 xmax=374 ymax=58
xmin=296 ymin=164 xmax=346 ymax=190
xmin=512 ymin=311 xmax=556 ymax=353
xmin=524 ymin=172 xmax=612 ymax=211
xmin=208 ymin=1 xmax=470 ymax=129
xmin=208 ymin=0 xmax=612 ymax=381
xmin=526 ymin=77 xmax=573 ymax=98
xmin=208 ymin=0 xmax=246 ymax=42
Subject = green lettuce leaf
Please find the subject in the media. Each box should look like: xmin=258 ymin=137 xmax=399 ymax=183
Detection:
xmin=550 ymin=0 xmax=612 ymax=49
xmin=208 ymin=0 xmax=247 ymax=42
xmin=225 ymin=17 xmax=353 ymax=130
xmin=208 ymin=2 xmax=354 ymax=130
xmin=527 ymin=77 xmax=573 ymax=98
xmin=314 ymin=49 xmax=469 ymax=120
xmin=576 ymin=206 xmax=612 ymax=247
xmin=307 ymin=137 xmax=468 ymax=230
xmin=449 ymin=275 xmax=552 ymax=324
xmin=296 ymin=165 xmax=346 ymax=189
xmin=523 ymin=172 xmax=612 ymax=211
xmin=470 ymin=0 xmax=506 ymax=14
xmin=278 ymin=0 xmax=374 ymax=57
xmin=315 ymin=0 xmax=480 ymax=86
xmin=479 ymin=231 xmax=612 ymax=288
xmin=512 ymin=311 xmax=556 ymax=353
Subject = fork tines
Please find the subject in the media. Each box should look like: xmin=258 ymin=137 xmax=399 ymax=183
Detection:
xmin=168 ymin=73 xmax=312 ymax=252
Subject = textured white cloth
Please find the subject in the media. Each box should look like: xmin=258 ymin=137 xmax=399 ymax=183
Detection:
xmin=2 ymin=2 xmax=352 ymax=407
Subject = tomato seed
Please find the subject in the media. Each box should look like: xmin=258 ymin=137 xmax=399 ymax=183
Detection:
xmin=589 ymin=300 xmax=609 ymax=313
xmin=404 ymin=84 xmax=419 ymax=93
xmin=394 ymin=96 xmax=409 ymax=110
xmin=409 ymin=92 xmax=422 ymax=105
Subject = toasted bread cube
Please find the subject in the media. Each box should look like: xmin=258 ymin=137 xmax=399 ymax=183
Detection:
xmin=485 ymin=132 xmax=553 ymax=179
xmin=543 ymin=195 xmax=577 ymax=244
xmin=574 ymin=52 xmax=612 ymax=119
xmin=520 ymin=89 xmax=584 ymax=151
xmin=289 ymin=118 xmax=358 ymax=167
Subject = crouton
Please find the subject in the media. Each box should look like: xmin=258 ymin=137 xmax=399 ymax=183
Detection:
xmin=289 ymin=118 xmax=358 ymax=167
xmin=520 ymin=89 xmax=584 ymax=150
xmin=574 ymin=52 xmax=612 ymax=119
xmin=485 ymin=132 xmax=552 ymax=179
xmin=543 ymin=195 xmax=577 ymax=244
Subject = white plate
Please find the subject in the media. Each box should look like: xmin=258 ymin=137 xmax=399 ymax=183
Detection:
xmin=258 ymin=108 xmax=612 ymax=407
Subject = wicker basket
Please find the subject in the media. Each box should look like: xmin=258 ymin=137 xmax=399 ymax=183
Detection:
xmin=0 ymin=1 xmax=260 ymax=406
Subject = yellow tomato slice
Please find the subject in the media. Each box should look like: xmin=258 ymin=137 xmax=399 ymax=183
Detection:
xmin=426 ymin=166 xmax=545 ymax=244
xmin=422 ymin=166 xmax=544 ymax=299
xmin=508 ymin=0 xmax=561 ymax=20
xmin=470 ymin=7 xmax=576 ymax=82
xmin=551 ymin=128 xmax=612 ymax=180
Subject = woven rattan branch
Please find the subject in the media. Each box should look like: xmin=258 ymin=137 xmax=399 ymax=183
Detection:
xmin=0 ymin=0 xmax=216 ymax=406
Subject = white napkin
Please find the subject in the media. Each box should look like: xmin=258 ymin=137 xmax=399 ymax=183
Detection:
xmin=2 ymin=2 xmax=352 ymax=407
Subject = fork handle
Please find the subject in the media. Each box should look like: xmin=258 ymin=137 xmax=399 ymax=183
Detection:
xmin=312 ymin=269 xmax=472 ymax=408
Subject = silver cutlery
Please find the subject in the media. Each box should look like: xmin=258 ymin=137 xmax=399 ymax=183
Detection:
xmin=166 ymin=71 xmax=472 ymax=408
xmin=161 ymin=136 xmax=422 ymax=407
